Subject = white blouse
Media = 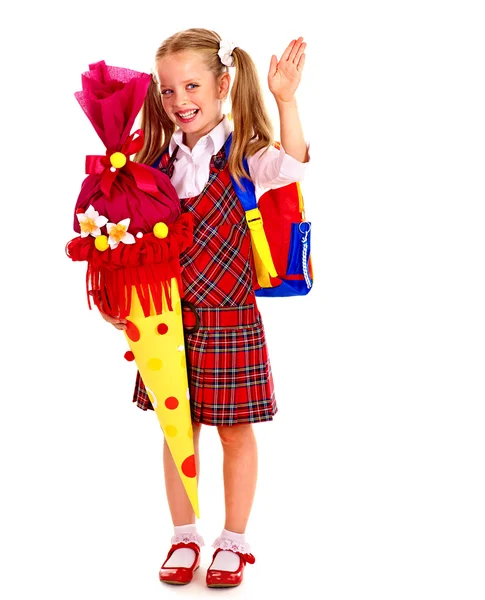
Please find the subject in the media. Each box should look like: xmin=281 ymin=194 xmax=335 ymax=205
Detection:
xmin=167 ymin=115 xmax=308 ymax=201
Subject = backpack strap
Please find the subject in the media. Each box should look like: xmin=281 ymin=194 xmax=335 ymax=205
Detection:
xmin=224 ymin=133 xmax=277 ymax=287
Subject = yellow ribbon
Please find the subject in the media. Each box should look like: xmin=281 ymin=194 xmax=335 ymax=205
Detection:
xmin=245 ymin=208 xmax=277 ymax=288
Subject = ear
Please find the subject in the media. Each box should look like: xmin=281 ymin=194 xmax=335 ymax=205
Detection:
xmin=217 ymin=72 xmax=231 ymax=100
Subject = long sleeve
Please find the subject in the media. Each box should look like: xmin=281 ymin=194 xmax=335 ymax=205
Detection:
xmin=247 ymin=142 xmax=310 ymax=200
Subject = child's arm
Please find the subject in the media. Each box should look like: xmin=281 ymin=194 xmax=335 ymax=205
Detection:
xmin=268 ymin=37 xmax=309 ymax=163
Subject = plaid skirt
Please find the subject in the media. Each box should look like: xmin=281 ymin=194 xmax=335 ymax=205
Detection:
xmin=132 ymin=303 xmax=277 ymax=425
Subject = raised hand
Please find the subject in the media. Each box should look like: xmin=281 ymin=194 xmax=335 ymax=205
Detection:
xmin=268 ymin=37 xmax=306 ymax=103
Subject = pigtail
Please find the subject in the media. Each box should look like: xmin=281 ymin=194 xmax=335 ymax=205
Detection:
xmin=230 ymin=47 xmax=274 ymax=185
xmin=134 ymin=76 xmax=175 ymax=166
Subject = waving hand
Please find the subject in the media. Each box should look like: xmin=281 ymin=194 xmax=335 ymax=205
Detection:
xmin=268 ymin=37 xmax=306 ymax=102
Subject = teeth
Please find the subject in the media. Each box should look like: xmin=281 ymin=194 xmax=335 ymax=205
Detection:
xmin=178 ymin=109 xmax=197 ymax=118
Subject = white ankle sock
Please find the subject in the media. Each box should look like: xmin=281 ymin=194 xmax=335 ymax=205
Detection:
xmin=211 ymin=529 xmax=248 ymax=572
xmin=164 ymin=524 xmax=201 ymax=569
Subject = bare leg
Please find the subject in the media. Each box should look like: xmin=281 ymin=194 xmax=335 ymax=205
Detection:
xmin=163 ymin=422 xmax=201 ymax=526
xmin=217 ymin=424 xmax=258 ymax=533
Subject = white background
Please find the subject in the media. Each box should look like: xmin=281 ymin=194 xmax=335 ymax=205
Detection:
xmin=1 ymin=1 xmax=484 ymax=598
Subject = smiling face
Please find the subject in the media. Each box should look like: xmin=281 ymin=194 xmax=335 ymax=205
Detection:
xmin=157 ymin=50 xmax=230 ymax=150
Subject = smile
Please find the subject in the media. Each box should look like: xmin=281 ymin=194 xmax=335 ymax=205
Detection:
xmin=176 ymin=109 xmax=199 ymax=123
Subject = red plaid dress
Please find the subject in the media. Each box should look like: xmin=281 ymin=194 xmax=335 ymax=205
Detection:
xmin=132 ymin=143 xmax=277 ymax=425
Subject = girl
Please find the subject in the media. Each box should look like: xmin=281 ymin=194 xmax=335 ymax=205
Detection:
xmin=99 ymin=28 xmax=309 ymax=588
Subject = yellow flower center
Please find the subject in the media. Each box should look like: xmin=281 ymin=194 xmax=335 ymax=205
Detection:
xmin=110 ymin=223 xmax=127 ymax=243
xmin=80 ymin=217 xmax=97 ymax=234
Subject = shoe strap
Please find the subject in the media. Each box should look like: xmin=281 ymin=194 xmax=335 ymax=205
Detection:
xmin=211 ymin=547 xmax=256 ymax=565
xmin=239 ymin=552 xmax=256 ymax=565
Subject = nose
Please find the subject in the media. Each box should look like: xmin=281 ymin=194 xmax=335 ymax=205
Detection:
xmin=173 ymin=88 xmax=189 ymax=108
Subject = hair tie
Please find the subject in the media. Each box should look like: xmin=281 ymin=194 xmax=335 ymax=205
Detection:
xmin=150 ymin=70 xmax=159 ymax=86
xmin=218 ymin=40 xmax=238 ymax=67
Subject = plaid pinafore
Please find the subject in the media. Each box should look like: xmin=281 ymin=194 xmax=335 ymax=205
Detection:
xmin=132 ymin=142 xmax=277 ymax=425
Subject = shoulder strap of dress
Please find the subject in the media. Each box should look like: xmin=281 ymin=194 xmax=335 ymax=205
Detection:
xmin=153 ymin=145 xmax=179 ymax=176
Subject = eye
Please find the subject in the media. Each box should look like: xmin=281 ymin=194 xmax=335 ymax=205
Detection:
xmin=160 ymin=88 xmax=173 ymax=96
xmin=187 ymin=83 xmax=199 ymax=90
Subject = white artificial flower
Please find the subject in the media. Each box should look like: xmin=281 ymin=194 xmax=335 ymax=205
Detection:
xmin=218 ymin=40 xmax=237 ymax=67
xmin=77 ymin=205 xmax=108 ymax=237
xmin=106 ymin=218 xmax=136 ymax=249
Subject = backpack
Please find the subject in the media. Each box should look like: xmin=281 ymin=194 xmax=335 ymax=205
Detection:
xmin=224 ymin=133 xmax=313 ymax=297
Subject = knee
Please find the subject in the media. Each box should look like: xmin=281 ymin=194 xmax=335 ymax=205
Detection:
xmin=217 ymin=424 xmax=254 ymax=449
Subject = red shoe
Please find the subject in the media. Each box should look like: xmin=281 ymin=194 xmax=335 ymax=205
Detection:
xmin=206 ymin=549 xmax=256 ymax=588
xmin=159 ymin=542 xmax=201 ymax=585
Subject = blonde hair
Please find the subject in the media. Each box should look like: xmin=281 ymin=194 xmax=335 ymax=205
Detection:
xmin=135 ymin=28 xmax=273 ymax=184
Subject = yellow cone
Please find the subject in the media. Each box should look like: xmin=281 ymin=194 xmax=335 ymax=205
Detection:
xmin=123 ymin=279 xmax=199 ymax=518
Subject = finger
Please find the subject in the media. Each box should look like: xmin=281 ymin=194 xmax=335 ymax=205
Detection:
xmin=281 ymin=39 xmax=296 ymax=62
xmin=102 ymin=313 xmax=125 ymax=325
xmin=293 ymin=42 xmax=306 ymax=64
xmin=99 ymin=308 xmax=114 ymax=320
xmin=288 ymin=37 xmax=304 ymax=62
xmin=268 ymin=54 xmax=278 ymax=78
xmin=297 ymin=52 xmax=306 ymax=71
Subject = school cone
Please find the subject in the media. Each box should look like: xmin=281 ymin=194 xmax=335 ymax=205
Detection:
xmin=66 ymin=61 xmax=200 ymax=519
xmin=123 ymin=280 xmax=199 ymax=518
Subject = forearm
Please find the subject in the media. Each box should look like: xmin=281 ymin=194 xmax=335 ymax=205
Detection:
xmin=276 ymin=97 xmax=309 ymax=163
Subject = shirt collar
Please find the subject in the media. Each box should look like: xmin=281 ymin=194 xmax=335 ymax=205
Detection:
xmin=169 ymin=114 xmax=233 ymax=157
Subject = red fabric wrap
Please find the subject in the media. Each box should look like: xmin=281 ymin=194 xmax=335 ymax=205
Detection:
xmin=72 ymin=59 xmax=182 ymax=233
xmin=66 ymin=212 xmax=193 ymax=318
xmin=85 ymin=129 xmax=165 ymax=201
xmin=68 ymin=60 xmax=192 ymax=320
